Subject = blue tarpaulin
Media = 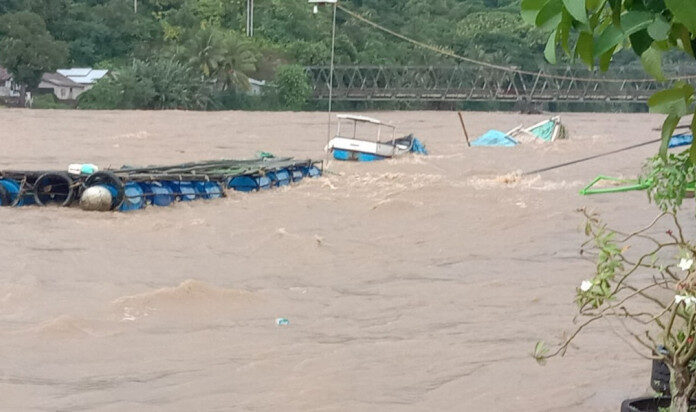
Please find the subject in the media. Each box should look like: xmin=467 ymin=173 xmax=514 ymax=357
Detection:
xmin=411 ymin=138 xmax=428 ymax=155
xmin=471 ymin=130 xmax=518 ymax=147
xmin=669 ymin=133 xmax=693 ymax=148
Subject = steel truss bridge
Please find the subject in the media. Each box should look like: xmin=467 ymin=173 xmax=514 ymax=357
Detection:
xmin=306 ymin=65 xmax=696 ymax=104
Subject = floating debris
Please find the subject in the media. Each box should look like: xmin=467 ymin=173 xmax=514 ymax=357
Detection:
xmin=471 ymin=116 xmax=567 ymax=147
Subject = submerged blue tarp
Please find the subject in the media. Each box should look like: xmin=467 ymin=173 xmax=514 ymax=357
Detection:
xmin=471 ymin=130 xmax=518 ymax=147
xmin=411 ymin=138 xmax=428 ymax=155
xmin=669 ymin=133 xmax=694 ymax=148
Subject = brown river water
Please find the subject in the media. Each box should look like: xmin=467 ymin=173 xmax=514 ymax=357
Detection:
xmin=0 ymin=109 xmax=688 ymax=411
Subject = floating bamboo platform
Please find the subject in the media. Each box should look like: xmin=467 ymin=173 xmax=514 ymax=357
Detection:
xmin=0 ymin=156 xmax=323 ymax=212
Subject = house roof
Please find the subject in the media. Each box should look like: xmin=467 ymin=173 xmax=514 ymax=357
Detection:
xmin=57 ymin=68 xmax=108 ymax=84
xmin=41 ymin=72 xmax=83 ymax=88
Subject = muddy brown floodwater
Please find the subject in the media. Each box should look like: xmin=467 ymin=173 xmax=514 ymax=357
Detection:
xmin=0 ymin=109 xmax=688 ymax=411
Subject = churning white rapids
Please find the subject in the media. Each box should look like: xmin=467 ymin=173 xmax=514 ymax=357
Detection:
xmin=0 ymin=109 xmax=684 ymax=411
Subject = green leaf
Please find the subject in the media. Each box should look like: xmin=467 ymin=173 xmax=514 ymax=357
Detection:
xmin=648 ymin=85 xmax=694 ymax=117
xmin=522 ymin=0 xmax=550 ymax=25
xmin=594 ymin=24 xmax=623 ymax=57
xmin=599 ymin=45 xmax=615 ymax=71
xmin=576 ymin=31 xmax=594 ymax=67
xmin=608 ymin=0 xmax=621 ymax=25
xmin=630 ymin=29 xmax=652 ymax=55
xmin=659 ymin=115 xmax=678 ymax=161
xmin=559 ymin=10 xmax=573 ymax=53
xmin=536 ymin=0 xmax=563 ymax=31
xmin=620 ymin=11 xmax=656 ymax=36
xmin=586 ymin=0 xmax=605 ymax=11
xmin=545 ymin=30 xmax=558 ymax=63
xmin=562 ymin=0 xmax=588 ymax=24
xmin=665 ymin=0 xmax=696 ymax=33
xmin=648 ymin=16 xmax=671 ymax=41
xmin=640 ymin=45 xmax=663 ymax=81
xmin=533 ymin=341 xmax=549 ymax=365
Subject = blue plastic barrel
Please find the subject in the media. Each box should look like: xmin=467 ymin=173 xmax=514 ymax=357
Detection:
xmin=274 ymin=169 xmax=291 ymax=186
xmin=0 ymin=179 xmax=33 ymax=206
xmin=169 ymin=181 xmax=197 ymax=201
xmin=290 ymin=169 xmax=303 ymax=182
xmin=139 ymin=181 xmax=174 ymax=207
xmin=227 ymin=176 xmax=258 ymax=192
xmin=257 ymin=176 xmax=271 ymax=190
xmin=193 ymin=181 xmax=222 ymax=199
xmin=120 ymin=182 xmax=145 ymax=211
xmin=302 ymin=166 xmax=321 ymax=178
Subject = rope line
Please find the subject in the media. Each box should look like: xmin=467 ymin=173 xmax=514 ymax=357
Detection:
xmin=337 ymin=4 xmax=696 ymax=83
xmin=523 ymin=138 xmax=660 ymax=175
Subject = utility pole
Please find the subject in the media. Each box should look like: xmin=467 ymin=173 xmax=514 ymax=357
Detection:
xmin=309 ymin=0 xmax=338 ymax=145
xmin=246 ymin=0 xmax=254 ymax=37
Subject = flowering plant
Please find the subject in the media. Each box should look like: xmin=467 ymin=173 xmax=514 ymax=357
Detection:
xmin=535 ymin=207 xmax=696 ymax=411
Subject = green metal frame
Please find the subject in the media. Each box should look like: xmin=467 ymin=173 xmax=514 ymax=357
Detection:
xmin=580 ymin=175 xmax=696 ymax=196
xmin=579 ymin=175 xmax=650 ymax=195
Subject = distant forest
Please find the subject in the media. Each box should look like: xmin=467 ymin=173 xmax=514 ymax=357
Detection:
xmin=0 ymin=0 xmax=669 ymax=110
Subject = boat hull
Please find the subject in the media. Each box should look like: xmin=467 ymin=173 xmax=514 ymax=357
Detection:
xmin=328 ymin=137 xmax=412 ymax=162
xmin=332 ymin=149 xmax=388 ymax=162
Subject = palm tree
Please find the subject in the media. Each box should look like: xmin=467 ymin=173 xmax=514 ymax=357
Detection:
xmin=181 ymin=27 xmax=257 ymax=91
xmin=217 ymin=33 xmax=257 ymax=91
xmin=183 ymin=28 xmax=225 ymax=78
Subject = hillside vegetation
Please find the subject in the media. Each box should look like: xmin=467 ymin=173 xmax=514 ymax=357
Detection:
xmin=0 ymin=0 xmax=621 ymax=109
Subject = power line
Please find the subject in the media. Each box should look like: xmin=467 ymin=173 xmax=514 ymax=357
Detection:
xmin=337 ymin=4 xmax=696 ymax=83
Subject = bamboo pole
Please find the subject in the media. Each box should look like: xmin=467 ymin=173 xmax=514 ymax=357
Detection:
xmin=457 ymin=111 xmax=471 ymax=147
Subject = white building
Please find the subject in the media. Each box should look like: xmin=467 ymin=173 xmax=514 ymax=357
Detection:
xmin=0 ymin=67 xmax=19 ymax=98
xmin=38 ymin=72 xmax=86 ymax=101
xmin=37 ymin=68 xmax=109 ymax=101
xmin=248 ymin=78 xmax=266 ymax=96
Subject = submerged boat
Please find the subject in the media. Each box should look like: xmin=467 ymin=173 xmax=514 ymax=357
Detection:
xmin=327 ymin=114 xmax=427 ymax=161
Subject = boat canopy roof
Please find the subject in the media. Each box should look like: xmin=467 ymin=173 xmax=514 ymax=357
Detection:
xmin=336 ymin=114 xmax=395 ymax=129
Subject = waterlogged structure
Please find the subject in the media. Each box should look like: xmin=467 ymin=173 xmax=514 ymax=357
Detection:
xmin=0 ymin=156 xmax=323 ymax=212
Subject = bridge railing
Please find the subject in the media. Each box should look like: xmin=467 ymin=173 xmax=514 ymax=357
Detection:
xmin=306 ymin=65 xmax=696 ymax=103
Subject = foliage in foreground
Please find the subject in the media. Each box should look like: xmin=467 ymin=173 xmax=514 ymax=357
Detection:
xmin=523 ymin=0 xmax=696 ymax=410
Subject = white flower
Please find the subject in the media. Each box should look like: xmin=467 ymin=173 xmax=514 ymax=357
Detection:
xmin=580 ymin=280 xmax=593 ymax=292
xmin=679 ymin=258 xmax=694 ymax=271
xmin=675 ymin=295 xmax=696 ymax=307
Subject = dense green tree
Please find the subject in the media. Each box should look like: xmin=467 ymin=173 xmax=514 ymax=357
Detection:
xmin=78 ymin=58 xmax=211 ymax=109
xmin=0 ymin=11 xmax=68 ymax=105
xmin=273 ymin=64 xmax=311 ymax=110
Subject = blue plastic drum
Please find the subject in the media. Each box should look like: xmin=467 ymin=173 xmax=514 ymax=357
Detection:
xmin=290 ymin=169 xmax=303 ymax=182
xmin=302 ymin=166 xmax=321 ymax=178
xmin=194 ymin=181 xmax=222 ymax=199
xmin=139 ymin=181 xmax=174 ymax=207
xmin=257 ymin=175 xmax=271 ymax=190
xmin=0 ymin=179 xmax=33 ymax=206
xmin=274 ymin=169 xmax=291 ymax=186
xmin=169 ymin=181 xmax=197 ymax=201
xmin=227 ymin=176 xmax=258 ymax=192
xmin=119 ymin=182 xmax=145 ymax=211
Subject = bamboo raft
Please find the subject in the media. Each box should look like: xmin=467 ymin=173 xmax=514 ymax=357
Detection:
xmin=0 ymin=156 xmax=323 ymax=212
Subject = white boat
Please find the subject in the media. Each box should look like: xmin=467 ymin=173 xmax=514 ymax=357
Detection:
xmin=326 ymin=114 xmax=427 ymax=161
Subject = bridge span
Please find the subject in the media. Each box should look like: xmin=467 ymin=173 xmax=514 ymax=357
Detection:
xmin=306 ymin=65 xmax=696 ymax=103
